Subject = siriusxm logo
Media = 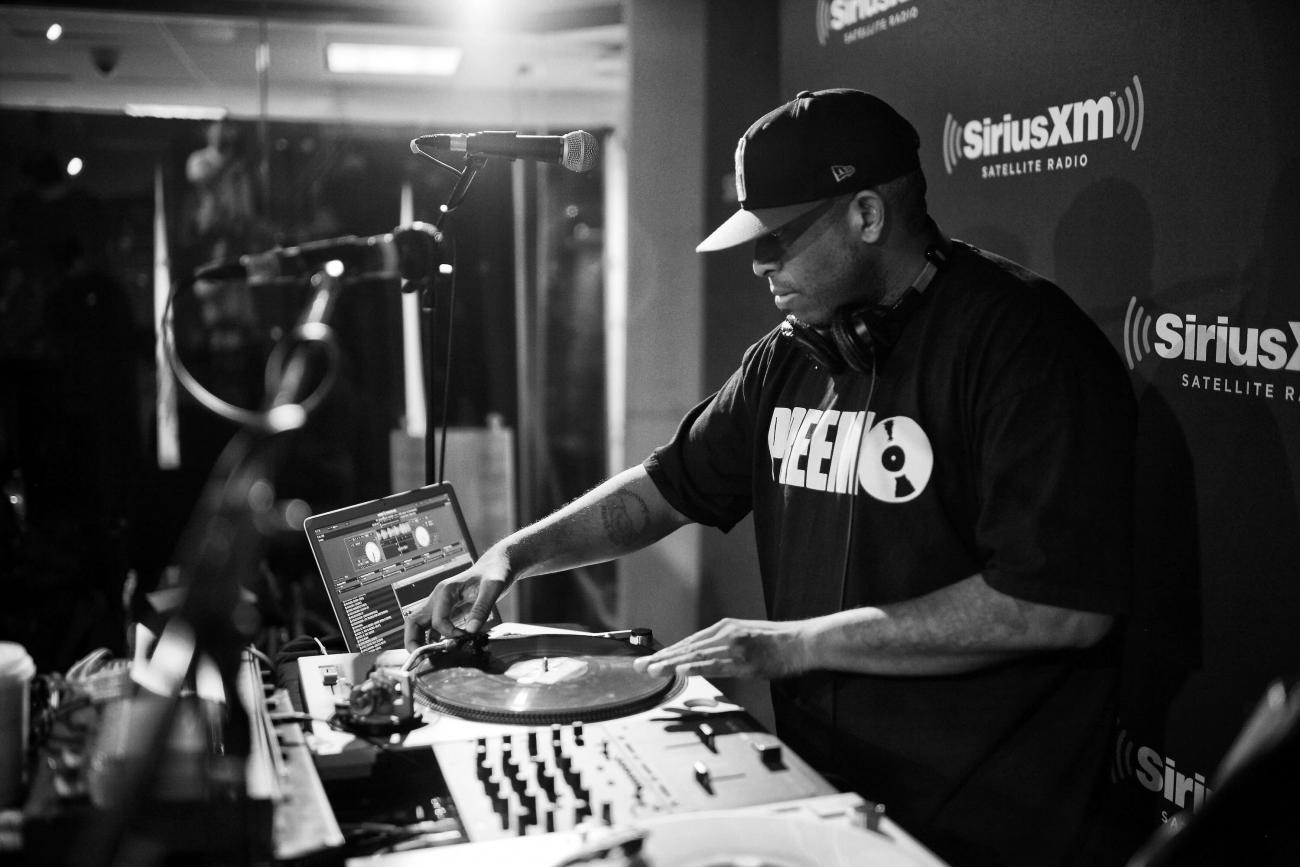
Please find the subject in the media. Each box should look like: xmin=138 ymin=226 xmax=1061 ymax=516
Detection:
xmin=816 ymin=0 xmax=917 ymax=46
xmin=1112 ymin=729 xmax=1211 ymax=818
xmin=1123 ymin=297 xmax=1300 ymax=372
xmin=942 ymin=76 xmax=1145 ymax=175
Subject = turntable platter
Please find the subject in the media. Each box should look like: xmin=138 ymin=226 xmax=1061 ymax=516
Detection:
xmin=414 ymin=633 xmax=683 ymax=724
xmin=634 ymin=813 xmax=928 ymax=867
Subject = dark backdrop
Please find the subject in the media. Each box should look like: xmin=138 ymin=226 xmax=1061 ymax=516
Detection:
xmin=777 ymin=0 xmax=1300 ymax=835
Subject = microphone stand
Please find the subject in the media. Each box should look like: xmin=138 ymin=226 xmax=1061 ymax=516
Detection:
xmin=412 ymin=150 xmax=488 ymax=484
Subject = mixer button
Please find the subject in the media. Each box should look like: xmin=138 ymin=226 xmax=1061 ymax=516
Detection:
xmin=753 ymin=741 xmax=784 ymax=769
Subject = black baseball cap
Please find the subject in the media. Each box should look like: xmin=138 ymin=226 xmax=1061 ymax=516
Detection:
xmin=697 ymin=89 xmax=921 ymax=252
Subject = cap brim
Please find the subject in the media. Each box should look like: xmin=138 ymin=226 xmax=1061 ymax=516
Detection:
xmin=696 ymin=199 xmax=830 ymax=252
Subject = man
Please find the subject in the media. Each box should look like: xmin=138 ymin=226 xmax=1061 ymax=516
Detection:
xmin=405 ymin=89 xmax=1136 ymax=866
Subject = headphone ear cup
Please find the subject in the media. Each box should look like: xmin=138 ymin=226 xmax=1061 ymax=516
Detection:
xmin=831 ymin=310 xmax=877 ymax=374
xmin=781 ymin=316 xmax=846 ymax=373
xmin=783 ymin=247 xmax=946 ymax=378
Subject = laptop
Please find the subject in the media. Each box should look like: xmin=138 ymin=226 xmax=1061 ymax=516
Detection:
xmin=303 ymin=482 xmax=494 ymax=653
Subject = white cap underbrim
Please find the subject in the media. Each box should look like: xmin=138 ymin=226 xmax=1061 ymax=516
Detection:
xmin=696 ymin=198 xmax=830 ymax=252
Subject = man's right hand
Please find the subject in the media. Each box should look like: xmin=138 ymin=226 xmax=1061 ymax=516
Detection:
xmin=402 ymin=549 xmax=511 ymax=651
xmin=399 ymin=466 xmax=690 ymax=652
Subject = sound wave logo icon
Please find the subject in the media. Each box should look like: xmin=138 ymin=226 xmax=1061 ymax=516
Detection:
xmin=942 ymin=113 xmax=962 ymax=175
xmin=941 ymin=75 xmax=1146 ymax=175
xmin=1115 ymin=74 xmax=1146 ymax=151
xmin=816 ymin=0 xmax=832 ymax=46
xmin=1111 ymin=727 xmax=1136 ymax=784
xmin=1123 ymin=296 xmax=1155 ymax=370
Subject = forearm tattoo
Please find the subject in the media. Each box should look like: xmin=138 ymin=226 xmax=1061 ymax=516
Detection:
xmin=1005 ymin=597 xmax=1033 ymax=636
xmin=600 ymin=490 xmax=651 ymax=548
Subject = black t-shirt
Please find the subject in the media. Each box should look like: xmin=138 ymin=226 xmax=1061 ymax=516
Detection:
xmin=644 ymin=242 xmax=1137 ymax=866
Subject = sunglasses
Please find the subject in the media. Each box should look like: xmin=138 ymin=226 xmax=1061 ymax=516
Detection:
xmin=763 ymin=195 xmax=845 ymax=253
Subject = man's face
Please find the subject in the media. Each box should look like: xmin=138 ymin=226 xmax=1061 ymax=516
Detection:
xmin=751 ymin=193 xmax=881 ymax=327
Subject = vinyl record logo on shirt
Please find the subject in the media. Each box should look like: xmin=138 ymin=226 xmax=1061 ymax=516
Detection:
xmin=858 ymin=415 xmax=933 ymax=503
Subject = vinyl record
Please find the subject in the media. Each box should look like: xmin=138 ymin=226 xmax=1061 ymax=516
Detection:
xmin=414 ymin=634 xmax=682 ymax=724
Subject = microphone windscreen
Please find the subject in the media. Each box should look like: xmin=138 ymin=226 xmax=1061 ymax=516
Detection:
xmin=561 ymin=130 xmax=599 ymax=173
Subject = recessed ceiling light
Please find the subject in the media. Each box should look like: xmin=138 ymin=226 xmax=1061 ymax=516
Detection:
xmin=46 ymin=23 xmax=63 ymax=42
xmin=326 ymin=43 xmax=462 ymax=76
xmin=124 ymin=104 xmax=229 ymax=120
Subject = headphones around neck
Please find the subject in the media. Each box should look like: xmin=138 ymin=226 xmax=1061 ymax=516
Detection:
xmin=780 ymin=245 xmax=949 ymax=374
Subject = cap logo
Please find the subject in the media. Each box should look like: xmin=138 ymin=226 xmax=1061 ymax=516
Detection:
xmin=831 ymin=165 xmax=856 ymax=183
xmin=734 ymin=137 xmax=748 ymax=202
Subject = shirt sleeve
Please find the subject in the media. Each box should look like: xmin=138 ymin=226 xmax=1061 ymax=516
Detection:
xmin=642 ymin=340 xmax=772 ymax=532
xmin=972 ymin=298 xmax=1137 ymax=615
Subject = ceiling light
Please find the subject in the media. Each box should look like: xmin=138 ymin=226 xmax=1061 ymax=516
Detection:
xmin=124 ymin=104 xmax=228 ymax=120
xmin=326 ymin=43 xmax=462 ymax=76
xmin=46 ymin=23 xmax=63 ymax=42
xmin=66 ymin=157 xmax=83 ymax=176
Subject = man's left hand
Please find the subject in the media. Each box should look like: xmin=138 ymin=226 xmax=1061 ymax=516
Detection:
xmin=631 ymin=618 xmax=811 ymax=680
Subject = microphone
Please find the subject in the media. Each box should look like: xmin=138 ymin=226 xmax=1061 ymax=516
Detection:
xmin=411 ymin=130 xmax=598 ymax=173
xmin=195 ymin=224 xmax=440 ymax=285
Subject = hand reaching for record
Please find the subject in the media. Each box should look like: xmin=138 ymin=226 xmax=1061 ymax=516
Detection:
xmin=403 ymin=549 xmax=510 ymax=650
xmin=631 ymin=618 xmax=813 ymax=680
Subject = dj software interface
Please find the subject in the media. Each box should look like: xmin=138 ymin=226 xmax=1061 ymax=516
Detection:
xmin=308 ymin=493 xmax=473 ymax=651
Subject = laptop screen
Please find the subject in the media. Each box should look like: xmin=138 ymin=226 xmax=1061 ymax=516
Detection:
xmin=303 ymin=482 xmax=482 ymax=652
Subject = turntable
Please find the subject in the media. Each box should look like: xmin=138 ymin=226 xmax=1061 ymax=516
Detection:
xmin=299 ymin=624 xmax=723 ymax=747
xmin=411 ymin=631 xmax=684 ymax=725
xmin=295 ymin=624 xmax=947 ymax=865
